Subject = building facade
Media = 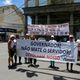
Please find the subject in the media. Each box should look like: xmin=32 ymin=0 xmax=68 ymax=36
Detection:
xmin=23 ymin=0 xmax=80 ymax=39
xmin=0 ymin=5 xmax=24 ymax=41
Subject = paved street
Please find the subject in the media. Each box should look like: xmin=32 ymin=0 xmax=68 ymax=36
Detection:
xmin=0 ymin=43 xmax=80 ymax=80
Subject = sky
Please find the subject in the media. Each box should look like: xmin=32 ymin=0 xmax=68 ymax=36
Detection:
xmin=0 ymin=0 xmax=24 ymax=8
xmin=0 ymin=0 xmax=79 ymax=9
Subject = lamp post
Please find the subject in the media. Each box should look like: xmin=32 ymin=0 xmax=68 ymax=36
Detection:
xmin=24 ymin=15 xmax=28 ymax=35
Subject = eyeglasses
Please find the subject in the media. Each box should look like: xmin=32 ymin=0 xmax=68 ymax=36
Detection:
xmin=69 ymin=37 xmax=73 ymax=39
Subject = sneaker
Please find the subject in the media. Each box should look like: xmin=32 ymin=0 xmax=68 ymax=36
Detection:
xmin=25 ymin=62 xmax=30 ymax=64
xmin=19 ymin=62 xmax=22 ymax=64
xmin=33 ymin=64 xmax=36 ymax=67
xmin=8 ymin=65 xmax=12 ymax=69
xmin=49 ymin=65 xmax=53 ymax=68
xmin=70 ymin=69 xmax=73 ymax=72
xmin=66 ymin=69 xmax=69 ymax=72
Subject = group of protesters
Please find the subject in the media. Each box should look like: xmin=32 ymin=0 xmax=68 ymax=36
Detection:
xmin=8 ymin=33 xmax=80 ymax=71
xmin=8 ymin=34 xmax=37 ymax=69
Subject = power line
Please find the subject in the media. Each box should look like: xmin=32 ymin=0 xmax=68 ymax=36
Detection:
xmin=0 ymin=1 xmax=26 ymax=25
xmin=6 ymin=4 xmax=24 ymax=17
xmin=5 ymin=0 xmax=26 ymax=17
xmin=4 ymin=0 xmax=47 ymax=17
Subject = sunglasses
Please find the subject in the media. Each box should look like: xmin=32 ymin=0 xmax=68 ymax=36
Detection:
xmin=69 ymin=37 xmax=73 ymax=39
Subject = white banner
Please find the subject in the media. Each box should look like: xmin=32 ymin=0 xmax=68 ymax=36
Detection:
xmin=16 ymin=39 xmax=78 ymax=63
xmin=28 ymin=23 xmax=69 ymax=36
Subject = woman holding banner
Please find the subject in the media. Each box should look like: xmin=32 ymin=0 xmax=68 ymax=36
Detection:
xmin=8 ymin=34 xmax=15 ymax=69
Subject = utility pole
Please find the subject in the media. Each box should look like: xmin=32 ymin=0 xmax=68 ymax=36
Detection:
xmin=24 ymin=0 xmax=28 ymax=35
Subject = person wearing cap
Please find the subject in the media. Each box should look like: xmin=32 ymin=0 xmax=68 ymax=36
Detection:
xmin=66 ymin=34 xmax=75 ymax=71
xmin=8 ymin=34 xmax=15 ymax=69
xmin=49 ymin=35 xmax=57 ymax=68
xmin=24 ymin=33 xmax=31 ymax=64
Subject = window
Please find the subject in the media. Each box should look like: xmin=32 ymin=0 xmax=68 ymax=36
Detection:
xmin=28 ymin=0 xmax=35 ymax=7
xmin=74 ymin=0 xmax=80 ymax=2
xmin=39 ymin=0 xmax=47 ymax=6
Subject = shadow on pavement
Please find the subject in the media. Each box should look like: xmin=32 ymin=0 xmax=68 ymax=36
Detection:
xmin=53 ymin=75 xmax=66 ymax=80
xmin=60 ymin=70 xmax=80 ymax=74
xmin=37 ymin=67 xmax=80 ymax=74
xmin=8 ymin=65 xmax=17 ymax=70
xmin=37 ymin=67 xmax=59 ymax=71
xmin=26 ymin=71 xmax=38 ymax=78
xmin=28 ymin=64 xmax=39 ymax=68
xmin=16 ymin=68 xmax=27 ymax=72
xmin=16 ymin=68 xmax=38 ymax=78
xmin=76 ymin=63 xmax=80 ymax=66
xmin=16 ymin=68 xmax=80 ymax=80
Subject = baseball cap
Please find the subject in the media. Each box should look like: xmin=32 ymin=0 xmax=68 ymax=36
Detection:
xmin=26 ymin=33 xmax=30 ymax=36
xmin=10 ymin=34 xmax=15 ymax=38
xmin=69 ymin=35 xmax=73 ymax=38
xmin=51 ymin=35 xmax=54 ymax=38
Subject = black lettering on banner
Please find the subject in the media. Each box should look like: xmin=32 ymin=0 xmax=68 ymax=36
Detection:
xmin=31 ymin=47 xmax=42 ymax=52
xmin=48 ymin=48 xmax=53 ymax=53
xmin=67 ymin=50 xmax=71 ymax=55
xmin=31 ymin=47 xmax=37 ymax=51
xmin=47 ymin=48 xmax=71 ymax=55
xmin=31 ymin=40 xmax=61 ymax=48
xmin=43 ymin=48 xmax=47 ymax=52
xmin=25 ymin=53 xmax=30 ymax=56
xmin=21 ymin=46 xmax=25 ymax=50
xmin=21 ymin=46 xmax=30 ymax=51
xmin=27 ymin=47 xmax=30 ymax=51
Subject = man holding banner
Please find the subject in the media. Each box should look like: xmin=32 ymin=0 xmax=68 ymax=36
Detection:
xmin=66 ymin=34 xmax=75 ymax=71
xmin=24 ymin=33 xmax=31 ymax=64
xmin=49 ymin=35 xmax=57 ymax=68
xmin=29 ymin=35 xmax=37 ymax=66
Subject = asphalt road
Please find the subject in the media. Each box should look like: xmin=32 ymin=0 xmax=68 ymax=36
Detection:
xmin=0 ymin=43 xmax=80 ymax=80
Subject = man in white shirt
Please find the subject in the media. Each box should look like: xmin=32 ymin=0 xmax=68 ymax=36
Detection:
xmin=66 ymin=34 xmax=75 ymax=71
xmin=24 ymin=33 xmax=31 ymax=64
xmin=49 ymin=35 xmax=57 ymax=68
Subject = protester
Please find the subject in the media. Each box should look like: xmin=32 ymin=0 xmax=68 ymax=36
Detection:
xmin=24 ymin=33 xmax=30 ymax=64
xmin=29 ymin=34 xmax=37 ymax=66
xmin=8 ymin=34 xmax=15 ymax=69
xmin=76 ymin=39 xmax=80 ymax=61
xmin=66 ymin=34 xmax=75 ymax=71
xmin=38 ymin=37 xmax=46 ymax=41
xmin=14 ymin=35 xmax=22 ymax=65
xmin=49 ymin=35 xmax=57 ymax=68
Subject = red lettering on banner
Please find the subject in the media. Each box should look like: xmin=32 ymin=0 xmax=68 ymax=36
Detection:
xmin=25 ymin=53 xmax=45 ymax=58
xmin=46 ymin=55 xmax=60 ymax=60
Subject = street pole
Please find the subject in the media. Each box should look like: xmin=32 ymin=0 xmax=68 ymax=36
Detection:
xmin=24 ymin=15 xmax=28 ymax=35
